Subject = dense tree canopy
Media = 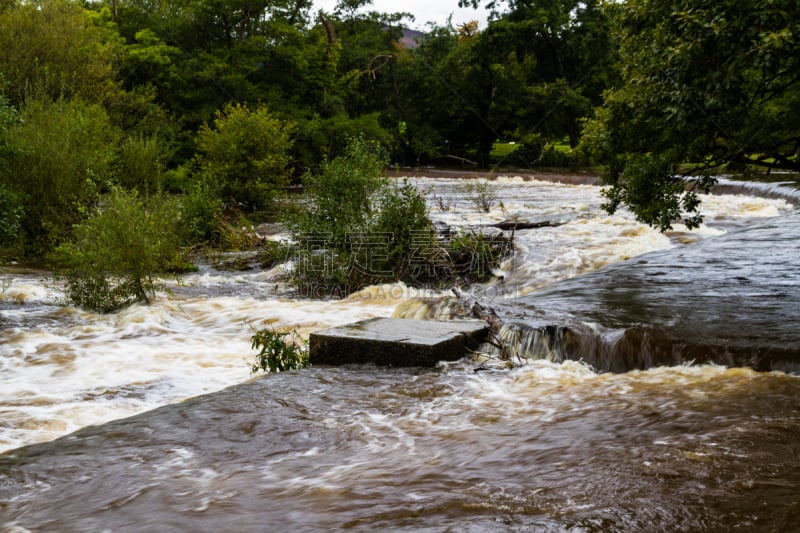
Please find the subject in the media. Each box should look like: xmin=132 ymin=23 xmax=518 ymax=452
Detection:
xmin=0 ymin=0 xmax=122 ymax=104
xmin=1 ymin=0 xmax=798 ymax=267
xmin=582 ymin=0 xmax=800 ymax=230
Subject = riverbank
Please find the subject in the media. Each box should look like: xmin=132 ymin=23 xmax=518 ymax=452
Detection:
xmin=387 ymin=166 xmax=603 ymax=185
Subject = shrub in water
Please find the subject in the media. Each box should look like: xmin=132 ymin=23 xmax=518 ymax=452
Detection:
xmin=287 ymin=138 xmax=513 ymax=296
xmin=456 ymin=180 xmax=498 ymax=213
xmin=250 ymin=328 xmax=309 ymax=374
xmin=57 ymin=187 xmax=190 ymax=313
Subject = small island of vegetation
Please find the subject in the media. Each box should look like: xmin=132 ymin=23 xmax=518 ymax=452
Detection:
xmin=0 ymin=0 xmax=797 ymax=313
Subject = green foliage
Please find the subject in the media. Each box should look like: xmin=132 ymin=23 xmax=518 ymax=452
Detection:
xmin=389 ymin=25 xmax=487 ymax=165
xmin=287 ymin=137 xmax=511 ymax=294
xmin=4 ymin=97 xmax=119 ymax=253
xmin=294 ymin=136 xmax=387 ymax=244
xmin=57 ymin=187 xmax=189 ymax=313
xmin=0 ymin=0 xmax=122 ymax=104
xmin=0 ymin=88 xmax=15 ymax=150
xmin=0 ymin=0 xmax=621 ymax=266
xmin=119 ymin=29 xmax=181 ymax=97
xmin=372 ymin=180 xmax=435 ymax=277
xmin=0 ymin=93 xmax=21 ymax=254
xmin=215 ymin=212 xmax=263 ymax=251
xmin=250 ymin=328 xmax=309 ymax=374
xmin=178 ymin=179 xmax=225 ymax=245
xmin=115 ymin=134 xmax=170 ymax=195
xmin=0 ymin=182 xmax=22 ymax=256
xmin=287 ymin=136 xmax=391 ymax=291
xmin=582 ymin=0 xmax=800 ymax=230
xmin=195 ymin=102 xmax=295 ymax=213
xmin=293 ymin=113 xmax=392 ymax=174
xmin=389 ymin=1 xmax=615 ymax=167
xmin=257 ymin=240 xmax=294 ymax=269
xmin=447 ymin=230 xmax=513 ymax=283
xmin=599 ymin=152 xmax=705 ymax=232
xmin=500 ymin=134 xmax=587 ymax=168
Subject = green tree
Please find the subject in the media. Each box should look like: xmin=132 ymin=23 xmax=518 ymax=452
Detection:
xmin=0 ymin=92 xmax=21 ymax=252
xmin=582 ymin=0 xmax=800 ymax=231
xmin=391 ymin=1 xmax=615 ymax=167
xmin=0 ymin=0 xmax=122 ymax=104
xmin=194 ymin=102 xmax=294 ymax=213
xmin=388 ymin=25 xmax=485 ymax=165
xmin=57 ymin=187 xmax=189 ymax=313
xmin=286 ymin=137 xmax=436 ymax=292
xmin=113 ymin=0 xmax=315 ymax=140
xmin=3 ymin=97 xmax=119 ymax=253
xmin=119 ymin=29 xmax=182 ymax=104
xmin=283 ymin=7 xmax=403 ymax=172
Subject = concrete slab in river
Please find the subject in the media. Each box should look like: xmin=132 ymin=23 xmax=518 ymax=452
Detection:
xmin=310 ymin=318 xmax=488 ymax=367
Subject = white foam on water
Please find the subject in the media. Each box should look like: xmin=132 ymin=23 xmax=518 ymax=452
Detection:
xmin=407 ymin=176 xmax=793 ymax=296
xmin=0 ymin=274 xmax=60 ymax=304
xmin=0 ymin=176 xmax=792 ymax=453
xmin=0 ymin=288 xmax=398 ymax=453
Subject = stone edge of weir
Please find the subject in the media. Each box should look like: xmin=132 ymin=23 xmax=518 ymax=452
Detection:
xmin=309 ymin=317 xmax=489 ymax=367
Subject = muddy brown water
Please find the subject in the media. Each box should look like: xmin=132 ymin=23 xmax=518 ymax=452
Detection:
xmin=1 ymin=175 xmax=799 ymax=531
xmin=2 ymin=362 xmax=799 ymax=531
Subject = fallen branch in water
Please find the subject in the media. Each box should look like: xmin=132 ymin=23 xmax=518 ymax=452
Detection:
xmin=452 ymin=287 xmax=503 ymax=335
xmin=488 ymin=220 xmax=565 ymax=230
xmin=451 ymin=287 xmax=516 ymax=367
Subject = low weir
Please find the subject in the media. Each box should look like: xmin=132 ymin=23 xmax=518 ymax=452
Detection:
xmin=397 ymin=213 xmax=800 ymax=373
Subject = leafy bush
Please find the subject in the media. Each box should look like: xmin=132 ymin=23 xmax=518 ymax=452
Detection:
xmin=286 ymin=138 xmax=512 ymax=295
xmin=290 ymin=136 xmax=387 ymax=247
xmin=195 ymin=102 xmax=294 ymax=213
xmin=372 ymin=179 xmax=436 ymax=278
xmin=447 ymin=230 xmax=513 ymax=283
xmin=258 ymin=240 xmax=294 ymax=269
xmin=0 ymin=182 xmax=22 ymax=257
xmin=115 ymin=134 xmax=170 ymax=195
xmin=57 ymin=187 xmax=190 ymax=313
xmin=178 ymin=179 xmax=224 ymax=245
xmin=0 ymin=0 xmax=121 ymax=104
xmin=250 ymin=328 xmax=309 ymax=374
xmin=287 ymin=137 xmax=439 ymax=293
xmin=4 ymin=97 xmax=119 ymax=254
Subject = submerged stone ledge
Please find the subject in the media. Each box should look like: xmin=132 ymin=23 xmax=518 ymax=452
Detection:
xmin=309 ymin=318 xmax=488 ymax=367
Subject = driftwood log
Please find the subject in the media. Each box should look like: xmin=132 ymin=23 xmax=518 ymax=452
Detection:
xmin=489 ymin=220 xmax=565 ymax=230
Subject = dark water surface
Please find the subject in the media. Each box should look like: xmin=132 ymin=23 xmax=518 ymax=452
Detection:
xmin=510 ymin=214 xmax=800 ymax=373
xmin=2 ymin=363 xmax=800 ymax=532
xmin=2 ymin=180 xmax=799 ymax=532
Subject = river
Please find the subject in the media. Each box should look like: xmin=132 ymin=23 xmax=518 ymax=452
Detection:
xmin=1 ymin=173 xmax=798 ymax=531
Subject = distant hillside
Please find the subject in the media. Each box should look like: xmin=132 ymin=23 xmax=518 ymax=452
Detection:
xmin=397 ymin=27 xmax=426 ymax=49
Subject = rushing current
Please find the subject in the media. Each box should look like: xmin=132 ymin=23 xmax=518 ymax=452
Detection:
xmin=1 ymin=172 xmax=798 ymax=531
